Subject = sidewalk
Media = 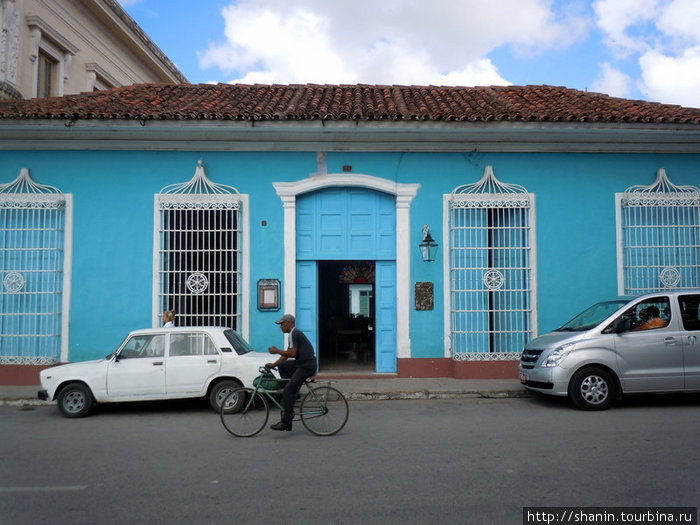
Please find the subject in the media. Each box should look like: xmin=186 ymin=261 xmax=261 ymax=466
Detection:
xmin=0 ymin=378 xmax=529 ymax=406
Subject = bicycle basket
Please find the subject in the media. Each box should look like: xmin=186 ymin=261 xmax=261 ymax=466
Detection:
xmin=253 ymin=373 xmax=284 ymax=390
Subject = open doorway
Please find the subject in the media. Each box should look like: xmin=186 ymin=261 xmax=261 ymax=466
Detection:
xmin=317 ymin=261 xmax=375 ymax=372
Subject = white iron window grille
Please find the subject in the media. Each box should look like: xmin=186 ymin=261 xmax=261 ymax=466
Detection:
xmin=0 ymin=169 xmax=66 ymax=364
xmin=155 ymin=160 xmax=244 ymax=330
xmin=446 ymin=166 xmax=536 ymax=361
xmin=617 ymin=169 xmax=700 ymax=295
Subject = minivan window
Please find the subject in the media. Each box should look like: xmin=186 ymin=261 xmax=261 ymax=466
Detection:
xmin=619 ymin=296 xmax=671 ymax=332
xmin=556 ymin=300 xmax=628 ymax=332
xmin=678 ymin=294 xmax=700 ymax=331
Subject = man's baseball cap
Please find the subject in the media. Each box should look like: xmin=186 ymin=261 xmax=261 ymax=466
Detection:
xmin=275 ymin=313 xmax=295 ymax=324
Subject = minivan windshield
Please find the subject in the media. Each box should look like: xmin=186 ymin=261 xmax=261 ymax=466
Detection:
xmin=555 ymin=300 xmax=629 ymax=332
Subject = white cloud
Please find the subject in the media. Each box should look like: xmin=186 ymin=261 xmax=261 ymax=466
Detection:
xmin=639 ymin=47 xmax=700 ymax=107
xmin=593 ymin=0 xmax=700 ymax=107
xmin=198 ymin=0 xmax=587 ymax=86
xmin=200 ymin=7 xmax=348 ymax=84
xmin=593 ymin=0 xmax=660 ymax=57
xmin=591 ymin=62 xmax=633 ymax=99
xmin=657 ymin=0 xmax=700 ymax=45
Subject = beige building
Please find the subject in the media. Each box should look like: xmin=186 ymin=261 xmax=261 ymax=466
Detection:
xmin=0 ymin=0 xmax=186 ymax=100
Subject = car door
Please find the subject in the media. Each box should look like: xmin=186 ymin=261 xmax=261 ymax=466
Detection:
xmin=107 ymin=334 xmax=167 ymax=399
xmin=613 ymin=296 xmax=685 ymax=392
xmin=678 ymin=294 xmax=700 ymax=389
xmin=166 ymin=332 xmax=221 ymax=394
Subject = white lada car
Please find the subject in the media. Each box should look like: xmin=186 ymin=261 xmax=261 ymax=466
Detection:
xmin=38 ymin=327 xmax=274 ymax=418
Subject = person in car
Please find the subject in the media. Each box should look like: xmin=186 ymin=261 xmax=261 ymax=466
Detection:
xmin=635 ymin=305 xmax=668 ymax=330
xmin=266 ymin=314 xmax=317 ymax=431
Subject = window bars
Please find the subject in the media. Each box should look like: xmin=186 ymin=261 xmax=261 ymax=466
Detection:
xmin=156 ymin=161 xmax=243 ymax=330
xmin=619 ymin=169 xmax=700 ymax=294
xmin=447 ymin=166 xmax=534 ymax=361
xmin=0 ymin=169 xmax=65 ymax=364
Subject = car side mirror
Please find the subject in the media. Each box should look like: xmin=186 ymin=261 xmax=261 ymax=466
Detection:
xmin=605 ymin=316 xmax=629 ymax=334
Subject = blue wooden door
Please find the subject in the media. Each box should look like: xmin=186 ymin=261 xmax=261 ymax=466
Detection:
xmin=296 ymin=261 xmax=318 ymax=356
xmin=375 ymin=261 xmax=397 ymax=372
xmin=296 ymin=188 xmax=396 ymax=372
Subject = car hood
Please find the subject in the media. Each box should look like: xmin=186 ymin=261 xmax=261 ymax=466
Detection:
xmin=525 ymin=331 xmax=589 ymax=350
xmin=42 ymin=358 xmax=108 ymax=377
xmin=238 ymin=352 xmax=274 ymax=365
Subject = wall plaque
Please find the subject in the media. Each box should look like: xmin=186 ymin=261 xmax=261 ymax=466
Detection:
xmin=415 ymin=282 xmax=434 ymax=311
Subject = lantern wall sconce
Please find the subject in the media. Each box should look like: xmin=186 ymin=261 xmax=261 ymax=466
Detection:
xmin=419 ymin=225 xmax=438 ymax=262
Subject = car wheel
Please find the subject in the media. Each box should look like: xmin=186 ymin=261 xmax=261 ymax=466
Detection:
xmin=57 ymin=383 xmax=94 ymax=418
xmin=210 ymin=380 xmax=242 ymax=413
xmin=569 ymin=367 xmax=615 ymax=411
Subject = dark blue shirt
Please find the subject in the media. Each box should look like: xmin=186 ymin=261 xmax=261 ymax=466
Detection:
xmin=290 ymin=327 xmax=317 ymax=370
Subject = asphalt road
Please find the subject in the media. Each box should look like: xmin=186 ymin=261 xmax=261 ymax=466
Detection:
xmin=1 ymin=394 xmax=698 ymax=525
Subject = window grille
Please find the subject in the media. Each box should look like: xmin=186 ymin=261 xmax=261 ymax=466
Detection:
xmin=446 ymin=166 xmax=535 ymax=361
xmin=618 ymin=169 xmax=700 ymax=295
xmin=156 ymin=161 xmax=244 ymax=330
xmin=0 ymin=169 xmax=66 ymax=364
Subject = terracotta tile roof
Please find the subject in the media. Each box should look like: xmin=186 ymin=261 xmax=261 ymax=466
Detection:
xmin=1 ymin=83 xmax=700 ymax=124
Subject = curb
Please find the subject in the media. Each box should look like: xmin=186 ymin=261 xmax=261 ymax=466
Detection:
xmin=0 ymin=399 xmax=54 ymax=407
xmin=1 ymin=390 xmax=530 ymax=406
xmin=344 ymin=390 xmax=531 ymax=401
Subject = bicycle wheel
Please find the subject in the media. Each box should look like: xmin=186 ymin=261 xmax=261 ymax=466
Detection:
xmin=220 ymin=388 xmax=269 ymax=437
xmin=300 ymin=385 xmax=349 ymax=436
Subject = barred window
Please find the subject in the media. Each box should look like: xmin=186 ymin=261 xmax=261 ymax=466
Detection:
xmin=155 ymin=161 xmax=245 ymax=330
xmin=0 ymin=169 xmax=69 ymax=364
xmin=617 ymin=169 xmax=700 ymax=295
xmin=446 ymin=166 xmax=536 ymax=361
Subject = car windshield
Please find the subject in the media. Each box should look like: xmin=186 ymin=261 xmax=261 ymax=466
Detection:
xmin=555 ymin=300 xmax=629 ymax=332
xmin=224 ymin=329 xmax=254 ymax=355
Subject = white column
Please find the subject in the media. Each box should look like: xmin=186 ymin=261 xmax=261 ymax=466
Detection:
xmin=395 ymin=193 xmax=413 ymax=359
xmin=279 ymin=194 xmax=297 ymax=316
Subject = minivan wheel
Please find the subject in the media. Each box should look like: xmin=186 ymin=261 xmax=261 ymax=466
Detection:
xmin=569 ymin=367 xmax=615 ymax=411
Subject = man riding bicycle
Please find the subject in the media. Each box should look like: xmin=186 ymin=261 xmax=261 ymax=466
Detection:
xmin=266 ymin=314 xmax=317 ymax=431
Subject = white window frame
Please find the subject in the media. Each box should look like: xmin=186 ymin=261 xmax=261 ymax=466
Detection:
xmin=0 ymin=168 xmax=72 ymax=364
xmin=152 ymin=161 xmax=250 ymax=339
xmin=85 ymin=63 xmax=118 ymax=92
xmin=443 ymin=166 xmax=537 ymax=360
xmin=615 ymin=168 xmax=700 ymax=295
xmin=27 ymin=17 xmax=78 ymax=98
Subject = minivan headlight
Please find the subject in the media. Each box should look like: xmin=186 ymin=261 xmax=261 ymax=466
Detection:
xmin=542 ymin=343 xmax=575 ymax=367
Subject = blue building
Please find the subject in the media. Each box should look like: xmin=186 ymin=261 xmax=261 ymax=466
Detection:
xmin=1 ymin=84 xmax=699 ymax=384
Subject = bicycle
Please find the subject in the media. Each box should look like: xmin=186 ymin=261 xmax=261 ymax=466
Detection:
xmin=220 ymin=367 xmax=349 ymax=437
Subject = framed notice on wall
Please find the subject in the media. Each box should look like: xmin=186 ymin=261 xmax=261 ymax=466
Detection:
xmin=257 ymin=279 xmax=280 ymax=311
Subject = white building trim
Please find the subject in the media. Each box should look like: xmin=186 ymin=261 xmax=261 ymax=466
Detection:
xmin=273 ymin=173 xmax=420 ymax=359
xmin=3 ymin=120 xmax=700 ymax=154
xmin=61 ymin=193 xmax=73 ymax=362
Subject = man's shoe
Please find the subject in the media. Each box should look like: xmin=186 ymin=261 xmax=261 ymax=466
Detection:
xmin=270 ymin=421 xmax=292 ymax=431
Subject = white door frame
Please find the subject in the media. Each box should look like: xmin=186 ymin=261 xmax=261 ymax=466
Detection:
xmin=274 ymin=174 xmax=419 ymax=359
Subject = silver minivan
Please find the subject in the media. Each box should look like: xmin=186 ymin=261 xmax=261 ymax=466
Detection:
xmin=519 ymin=290 xmax=700 ymax=410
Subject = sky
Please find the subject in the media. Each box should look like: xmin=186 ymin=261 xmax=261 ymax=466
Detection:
xmin=120 ymin=0 xmax=700 ymax=109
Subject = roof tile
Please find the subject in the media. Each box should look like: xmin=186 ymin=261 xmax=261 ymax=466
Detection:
xmin=1 ymin=83 xmax=699 ymax=124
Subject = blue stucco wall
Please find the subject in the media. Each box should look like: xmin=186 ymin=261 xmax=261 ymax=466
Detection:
xmin=1 ymin=149 xmax=697 ymax=363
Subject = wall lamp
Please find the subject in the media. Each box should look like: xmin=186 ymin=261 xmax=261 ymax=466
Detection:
xmin=419 ymin=225 xmax=438 ymax=262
